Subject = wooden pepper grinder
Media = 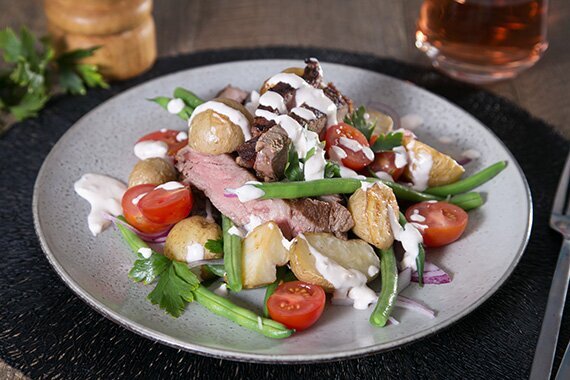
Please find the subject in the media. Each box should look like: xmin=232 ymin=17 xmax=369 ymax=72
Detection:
xmin=44 ymin=0 xmax=156 ymax=80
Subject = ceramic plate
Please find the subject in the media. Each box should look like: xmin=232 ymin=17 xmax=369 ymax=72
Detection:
xmin=33 ymin=60 xmax=532 ymax=362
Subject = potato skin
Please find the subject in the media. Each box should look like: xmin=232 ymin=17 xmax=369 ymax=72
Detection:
xmin=348 ymin=183 xmax=399 ymax=250
xmin=367 ymin=109 xmax=394 ymax=135
xmin=188 ymin=97 xmax=253 ymax=155
xmin=403 ymin=137 xmax=465 ymax=187
xmin=164 ymin=216 xmax=222 ymax=263
xmin=128 ymin=157 xmax=177 ymax=187
xmin=289 ymin=233 xmax=379 ymax=292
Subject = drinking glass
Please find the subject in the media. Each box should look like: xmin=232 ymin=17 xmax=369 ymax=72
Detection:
xmin=415 ymin=0 xmax=549 ymax=83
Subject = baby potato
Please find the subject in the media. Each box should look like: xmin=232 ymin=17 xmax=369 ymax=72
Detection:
xmin=128 ymin=157 xmax=177 ymax=187
xmin=367 ymin=108 xmax=394 ymax=135
xmin=164 ymin=216 xmax=222 ymax=263
xmin=403 ymin=137 xmax=465 ymax=187
xmin=188 ymin=98 xmax=253 ymax=155
xmin=289 ymin=233 xmax=379 ymax=292
xmin=348 ymin=182 xmax=399 ymax=250
xmin=242 ymin=222 xmax=289 ymax=289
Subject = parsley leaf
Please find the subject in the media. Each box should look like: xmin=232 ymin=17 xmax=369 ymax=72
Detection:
xmin=148 ymin=261 xmax=200 ymax=317
xmin=57 ymin=47 xmax=108 ymax=95
xmin=129 ymin=252 xmax=170 ymax=285
xmin=324 ymin=161 xmax=341 ymax=178
xmin=370 ymin=131 xmax=404 ymax=152
xmin=305 ymin=146 xmax=316 ymax=161
xmin=204 ymin=239 xmax=223 ymax=254
xmin=344 ymin=106 xmax=376 ymax=140
xmin=284 ymin=144 xmax=304 ymax=181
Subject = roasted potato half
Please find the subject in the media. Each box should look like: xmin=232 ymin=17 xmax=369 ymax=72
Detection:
xmin=242 ymin=222 xmax=290 ymax=289
xmin=348 ymin=182 xmax=399 ymax=250
xmin=164 ymin=216 xmax=222 ymax=264
xmin=367 ymin=108 xmax=394 ymax=135
xmin=403 ymin=137 xmax=465 ymax=187
xmin=188 ymin=98 xmax=253 ymax=155
xmin=289 ymin=233 xmax=379 ymax=292
xmin=128 ymin=157 xmax=178 ymax=187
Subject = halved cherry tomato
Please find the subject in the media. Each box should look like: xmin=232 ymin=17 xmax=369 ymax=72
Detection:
xmin=267 ymin=281 xmax=326 ymax=331
xmin=369 ymin=151 xmax=405 ymax=181
xmin=122 ymin=184 xmax=171 ymax=234
xmin=405 ymin=201 xmax=468 ymax=248
xmin=325 ymin=122 xmax=373 ymax=170
xmin=138 ymin=183 xmax=193 ymax=225
xmin=137 ymin=129 xmax=188 ymax=156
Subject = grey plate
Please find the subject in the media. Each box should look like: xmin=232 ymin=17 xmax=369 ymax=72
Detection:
xmin=33 ymin=60 xmax=532 ymax=363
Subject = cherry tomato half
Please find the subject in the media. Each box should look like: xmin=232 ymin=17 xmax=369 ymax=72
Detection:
xmin=138 ymin=182 xmax=193 ymax=225
xmin=267 ymin=281 xmax=326 ymax=331
xmin=325 ymin=122 xmax=373 ymax=170
xmin=137 ymin=129 xmax=188 ymax=156
xmin=369 ymin=151 xmax=405 ymax=181
xmin=122 ymin=184 xmax=171 ymax=234
xmin=405 ymin=201 xmax=468 ymax=248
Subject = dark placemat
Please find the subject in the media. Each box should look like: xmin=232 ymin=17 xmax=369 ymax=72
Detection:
xmin=1 ymin=47 xmax=569 ymax=380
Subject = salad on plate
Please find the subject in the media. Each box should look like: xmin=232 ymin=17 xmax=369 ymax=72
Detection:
xmin=74 ymin=58 xmax=506 ymax=338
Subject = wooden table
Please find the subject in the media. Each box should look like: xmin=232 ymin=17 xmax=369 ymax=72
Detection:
xmin=0 ymin=0 xmax=568 ymax=378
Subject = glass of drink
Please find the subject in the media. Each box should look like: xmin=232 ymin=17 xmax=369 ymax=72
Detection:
xmin=415 ymin=0 xmax=549 ymax=83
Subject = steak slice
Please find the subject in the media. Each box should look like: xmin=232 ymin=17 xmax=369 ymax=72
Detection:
xmin=235 ymin=136 xmax=259 ymax=169
xmin=253 ymin=125 xmax=291 ymax=182
xmin=176 ymin=147 xmax=354 ymax=238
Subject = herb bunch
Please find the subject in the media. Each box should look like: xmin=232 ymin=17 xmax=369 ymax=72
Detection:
xmin=0 ymin=27 xmax=108 ymax=134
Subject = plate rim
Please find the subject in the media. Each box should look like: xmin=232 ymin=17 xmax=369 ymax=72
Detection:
xmin=33 ymin=59 xmax=533 ymax=363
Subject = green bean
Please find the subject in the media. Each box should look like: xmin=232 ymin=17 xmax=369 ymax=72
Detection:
xmin=425 ymin=161 xmax=507 ymax=196
xmin=449 ymin=192 xmax=485 ymax=211
xmin=369 ymin=247 xmax=398 ymax=327
xmin=368 ymin=169 xmax=441 ymax=202
xmin=257 ymin=178 xmax=362 ymax=199
xmin=193 ymin=285 xmax=294 ymax=339
xmin=148 ymin=96 xmax=194 ymax=121
xmin=222 ymin=215 xmax=243 ymax=292
xmin=173 ymin=87 xmax=205 ymax=109
xmin=263 ymin=268 xmax=297 ymax=317
xmin=204 ymin=264 xmax=226 ymax=278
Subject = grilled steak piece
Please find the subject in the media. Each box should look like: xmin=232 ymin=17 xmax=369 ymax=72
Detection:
xmin=253 ymin=125 xmax=291 ymax=182
xmin=216 ymin=85 xmax=249 ymax=104
xmin=290 ymin=106 xmax=327 ymax=134
xmin=176 ymin=147 xmax=354 ymax=238
xmin=302 ymin=57 xmax=323 ymax=88
xmin=323 ymin=83 xmax=352 ymax=122
xmin=236 ymin=136 xmax=259 ymax=168
xmin=251 ymin=116 xmax=276 ymax=138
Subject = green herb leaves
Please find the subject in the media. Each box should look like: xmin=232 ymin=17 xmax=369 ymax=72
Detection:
xmin=370 ymin=131 xmax=403 ymax=152
xmin=204 ymin=239 xmax=223 ymax=254
xmin=344 ymin=106 xmax=376 ymax=140
xmin=0 ymin=27 xmax=107 ymax=132
xmin=284 ymin=144 xmax=304 ymax=181
xmin=129 ymin=251 xmax=170 ymax=284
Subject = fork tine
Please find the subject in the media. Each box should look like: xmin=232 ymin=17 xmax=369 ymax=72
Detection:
xmin=553 ymin=152 xmax=570 ymax=215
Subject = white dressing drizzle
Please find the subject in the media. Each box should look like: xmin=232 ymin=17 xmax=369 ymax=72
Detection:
xmin=387 ymin=205 xmax=423 ymax=270
xmin=339 ymin=137 xmax=374 ymax=161
xmin=258 ymin=91 xmax=287 ymax=114
xmin=295 ymin=86 xmax=338 ymax=127
xmin=131 ymin=192 xmax=147 ymax=206
xmin=155 ymin=181 xmax=185 ymax=191
xmin=409 ymin=209 xmax=426 ymax=223
xmin=225 ymin=181 xmax=265 ymax=202
xmin=186 ymin=243 xmax=205 ymax=263
xmin=189 ymin=101 xmax=251 ymax=140
xmin=339 ymin=166 xmax=366 ymax=180
xmin=137 ymin=247 xmax=152 ymax=259
xmin=406 ymin=140 xmax=433 ymax=191
xmin=176 ymin=131 xmax=188 ymax=142
xmin=74 ymin=174 xmax=127 ymax=236
xmin=374 ymin=171 xmax=394 ymax=182
xmin=245 ymin=90 xmax=260 ymax=115
xmin=167 ymin=98 xmax=185 ymax=114
xmin=304 ymin=147 xmax=327 ymax=181
xmin=291 ymin=106 xmax=316 ymax=120
xmin=213 ymin=283 xmax=228 ymax=297
xmin=393 ymin=146 xmax=408 ymax=169
xmin=265 ymin=73 xmax=309 ymax=89
xmin=227 ymin=225 xmax=244 ymax=238
xmin=133 ymin=140 xmax=169 ymax=160
xmin=330 ymin=145 xmax=348 ymax=160
xmin=244 ymin=215 xmax=263 ymax=234
xmin=300 ymin=234 xmax=378 ymax=310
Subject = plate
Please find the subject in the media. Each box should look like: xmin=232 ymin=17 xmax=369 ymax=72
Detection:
xmin=33 ymin=60 xmax=532 ymax=362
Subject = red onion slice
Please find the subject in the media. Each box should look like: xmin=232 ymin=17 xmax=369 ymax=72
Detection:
xmin=412 ymin=261 xmax=452 ymax=285
xmin=396 ymin=295 xmax=436 ymax=319
xmin=103 ymin=213 xmax=172 ymax=243
xmin=187 ymin=259 xmax=224 ymax=269
xmin=388 ymin=316 xmax=400 ymax=325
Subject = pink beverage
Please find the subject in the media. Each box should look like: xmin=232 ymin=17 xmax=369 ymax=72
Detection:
xmin=416 ymin=0 xmax=549 ymax=83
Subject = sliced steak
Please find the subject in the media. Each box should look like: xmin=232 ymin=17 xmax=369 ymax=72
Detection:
xmin=216 ymin=85 xmax=249 ymax=104
xmin=253 ymin=125 xmax=291 ymax=182
xmin=176 ymin=147 xmax=354 ymax=238
xmin=235 ymin=136 xmax=259 ymax=168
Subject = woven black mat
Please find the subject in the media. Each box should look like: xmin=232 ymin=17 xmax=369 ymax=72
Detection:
xmin=1 ymin=47 xmax=569 ymax=379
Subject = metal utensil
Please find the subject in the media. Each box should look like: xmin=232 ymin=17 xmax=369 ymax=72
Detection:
xmin=530 ymin=153 xmax=570 ymax=380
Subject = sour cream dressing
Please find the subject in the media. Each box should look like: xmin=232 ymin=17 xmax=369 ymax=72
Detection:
xmin=176 ymin=131 xmax=188 ymax=142
xmin=387 ymin=205 xmax=424 ymax=270
xmin=392 ymin=146 xmax=408 ymax=169
xmin=74 ymin=173 xmax=127 ymax=236
xmin=300 ymin=235 xmax=378 ymax=310
xmin=186 ymin=243 xmax=205 ymax=263
xmin=291 ymin=106 xmax=316 ymax=120
xmin=156 ymin=181 xmax=185 ymax=191
xmin=406 ymin=140 xmax=433 ymax=191
xmin=225 ymin=181 xmax=265 ymax=202
xmin=189 ymin=100 xmax=252 ymax=140
xmin=133 ymin=140 xmax=169 ymax=160
xmin=137 ymin=247 xmax=152 ymax=259
xmin=339 ymin=137 xmax=374 ymax=161
xmin=167 ymin=98 xmax=185 ymax=114
xmin=258 ymin=91 xmax=287 ymax=114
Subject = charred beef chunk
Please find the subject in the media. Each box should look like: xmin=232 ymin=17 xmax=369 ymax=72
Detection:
xmin=290 ymin=105 xmax=327 ymax=134
xmin=269 ymin=83 xmax=296 ymax=110
xmin=302 ymin=58 xmax=323 ymax=88
xmin=253 ymin=125 xmax=291 ymax=182
xmin=251 ymin=116 xmax=276 ymax=138
xmin=235 ymin=136 xmax=260 ymax=168
xmin=176 ymin=146 xmax=354 ymax=238
xmin=216 ymin=85 xmax=249 ymax=104
xmin=323 ymin=82 xmax=353 ymax=122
